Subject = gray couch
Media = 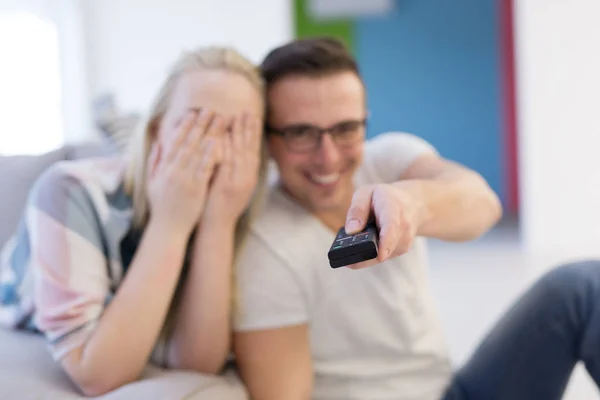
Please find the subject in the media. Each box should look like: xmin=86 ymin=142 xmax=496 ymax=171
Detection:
xmin=0 ymin=143 xmax=248 ymax=399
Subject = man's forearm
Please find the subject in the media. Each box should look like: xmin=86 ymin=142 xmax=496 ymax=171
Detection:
xmin=167 ymin=218 xmax=235 ymax=372
xmin=392 ymin=169 xmax=502 ymax=241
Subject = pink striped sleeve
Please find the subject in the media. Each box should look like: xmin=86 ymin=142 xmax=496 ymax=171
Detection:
xmin=26 ymin=166 xmax=112 ymax=360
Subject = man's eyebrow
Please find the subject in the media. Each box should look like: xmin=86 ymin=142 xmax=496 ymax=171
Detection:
xmin=280 ymin=123 xmax=315 ymax=128
xmin=332 ymin=119 xmax=363 ymax=125
xmin=283 ymin=119 xmax=361 ymax=128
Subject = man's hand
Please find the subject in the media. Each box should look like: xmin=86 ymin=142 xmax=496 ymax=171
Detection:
xmin=342 ymin=153 xmax=502 ymax=270
xmin=344 ymin=184 xmax=427 ymax=269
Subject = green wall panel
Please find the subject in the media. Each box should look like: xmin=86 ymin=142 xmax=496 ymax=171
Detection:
xmin=294 ymin=0 xmax=355 ymax=53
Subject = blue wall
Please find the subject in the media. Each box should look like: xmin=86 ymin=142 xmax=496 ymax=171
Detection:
xmin=356 ymin=0 xmax=504 ymax=203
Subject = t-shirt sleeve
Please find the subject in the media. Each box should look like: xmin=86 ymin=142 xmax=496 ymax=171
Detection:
xmin=233 ymin=233 xmax=309 ymax=331
xmin=26 ymin=166 xmax=111 ymax=360
xmin=361 ymin=132 xmax=439 ymax=184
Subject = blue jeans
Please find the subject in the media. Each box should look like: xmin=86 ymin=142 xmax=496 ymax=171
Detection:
xmin=442 ymin=260 xmax=600 ymax=400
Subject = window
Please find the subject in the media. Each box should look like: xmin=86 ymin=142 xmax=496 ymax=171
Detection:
xmin=0 ymin=11 xmax=64 ymax=155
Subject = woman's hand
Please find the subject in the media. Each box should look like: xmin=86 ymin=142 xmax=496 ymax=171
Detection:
xmin=56 ymin=109 xmax=228 ymax=396
xmin=204 ymin=112 xmax=262 ymax=224
xmin=165 ymin=112 xmax=262 ymax=371
xmin=147 ymin=109 xmax=225 ymax=235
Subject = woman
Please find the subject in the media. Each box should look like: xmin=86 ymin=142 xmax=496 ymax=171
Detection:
xmin=0 ymin=46 xmax=267 ymax=396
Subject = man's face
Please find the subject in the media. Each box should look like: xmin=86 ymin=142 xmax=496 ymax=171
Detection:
xmin=266 ymin=72 xmax=367 ymax=214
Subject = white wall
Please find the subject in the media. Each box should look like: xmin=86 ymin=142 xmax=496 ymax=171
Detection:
xmin=0 ymin=0 xmax=92 ymax=151
xmin=80 ymin=0 xmax=293 ymax=114
xmin=515 ymin=0 xmax=600 ymax=259
xmin=53 ymin=0 xmax=93 ymax=144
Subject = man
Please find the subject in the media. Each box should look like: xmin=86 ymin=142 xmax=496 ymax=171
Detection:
xmin=232 ymin=37 xmax=600 ymax=400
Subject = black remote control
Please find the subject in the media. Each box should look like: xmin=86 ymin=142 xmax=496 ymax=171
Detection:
xmin=327 ymin=221 xmax=379 ymax=268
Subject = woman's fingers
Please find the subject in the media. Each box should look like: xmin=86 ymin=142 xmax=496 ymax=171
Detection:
xmin=188 ymin=109 xmax=214 ymax=152
xmin=233 ymin=114 xmax=245 ymax=152
xmin=193 ymin=139 xmax=218 ymax=184
xmin=146 ymin=142 xmax=161 ymax=180
xmin=220 ymin=130 xmax=234 ymax=179
xmin=206 ymin=112 xmax=226 ymax=139
xmin=175 ymin=110 xmax=217 ymax=169
xmin=158 ymin=110 xmax=262 ymax=188
xmin=164 ymin=109 xmax=197 ymax=164
xmin=185 ymin=114 xmax=225 ymax=185
xmin=245 ymin=113 xmax=261 ymax=153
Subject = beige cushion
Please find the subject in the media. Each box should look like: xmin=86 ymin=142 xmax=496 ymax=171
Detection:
xmin=0 ymin=328 xmax=248 ymax=400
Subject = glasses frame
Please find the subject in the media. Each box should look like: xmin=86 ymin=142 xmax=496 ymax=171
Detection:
xmin=266 ymin=115 xmax=370 ymax=153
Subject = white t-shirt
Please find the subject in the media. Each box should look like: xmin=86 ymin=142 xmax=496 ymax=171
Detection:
xmin=234 ymin=132 xmax=453 ymax=400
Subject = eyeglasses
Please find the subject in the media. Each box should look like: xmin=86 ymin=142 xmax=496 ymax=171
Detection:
xmin=266 ymin=118 xmax=368 ymax=153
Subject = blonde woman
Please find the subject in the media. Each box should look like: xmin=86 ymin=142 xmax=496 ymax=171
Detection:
xmin=0 ymin=47 xmax=267 ymax=396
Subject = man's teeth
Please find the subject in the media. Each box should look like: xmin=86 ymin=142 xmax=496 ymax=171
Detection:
xmin=311 ymin=173 xmax=340 ymax=184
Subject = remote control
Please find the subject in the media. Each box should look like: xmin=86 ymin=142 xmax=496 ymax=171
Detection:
xmin=327 ymin=221 xmax=379 ymax=268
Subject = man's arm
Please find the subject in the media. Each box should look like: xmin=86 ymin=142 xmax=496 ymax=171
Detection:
xmin=345 ymin=152 xmax=502 ymax=266
xmin=393 ymin=153 xmax=502 ymax=241
xmin=233 ymin=325 xmax=313 ymax=400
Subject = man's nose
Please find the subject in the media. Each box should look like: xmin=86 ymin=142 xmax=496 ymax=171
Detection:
xmin=313 ymin=133 xmax=341 ymax=166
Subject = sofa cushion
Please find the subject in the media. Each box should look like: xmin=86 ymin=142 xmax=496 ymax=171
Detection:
xmin=0 ymin=147 xmax=68 ymax=248
xmin=0 ymin=142 xmax=116 ymax=249
xmin=0 ymin=327 xmax=248 ymax=400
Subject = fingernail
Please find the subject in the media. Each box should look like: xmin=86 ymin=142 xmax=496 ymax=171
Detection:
xmin=346 ymin=219 xmax=361 ymax=233
xmin=383 ymin=249 xmax=391 ymax=261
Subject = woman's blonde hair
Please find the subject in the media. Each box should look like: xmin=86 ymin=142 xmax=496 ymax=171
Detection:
xmin=122 ymin=46 xmax=267 ymax=334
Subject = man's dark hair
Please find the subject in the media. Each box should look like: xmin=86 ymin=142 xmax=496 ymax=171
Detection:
xmin=260 ymin=36 xmax=360 ymax=87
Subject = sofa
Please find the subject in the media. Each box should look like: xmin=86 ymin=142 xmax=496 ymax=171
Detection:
xmin=0 ymin=142 xmax=249 ymax=399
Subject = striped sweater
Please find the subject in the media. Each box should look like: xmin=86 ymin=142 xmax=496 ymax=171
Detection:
xmin=0 ymin=156 xmax=169 ymax=362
